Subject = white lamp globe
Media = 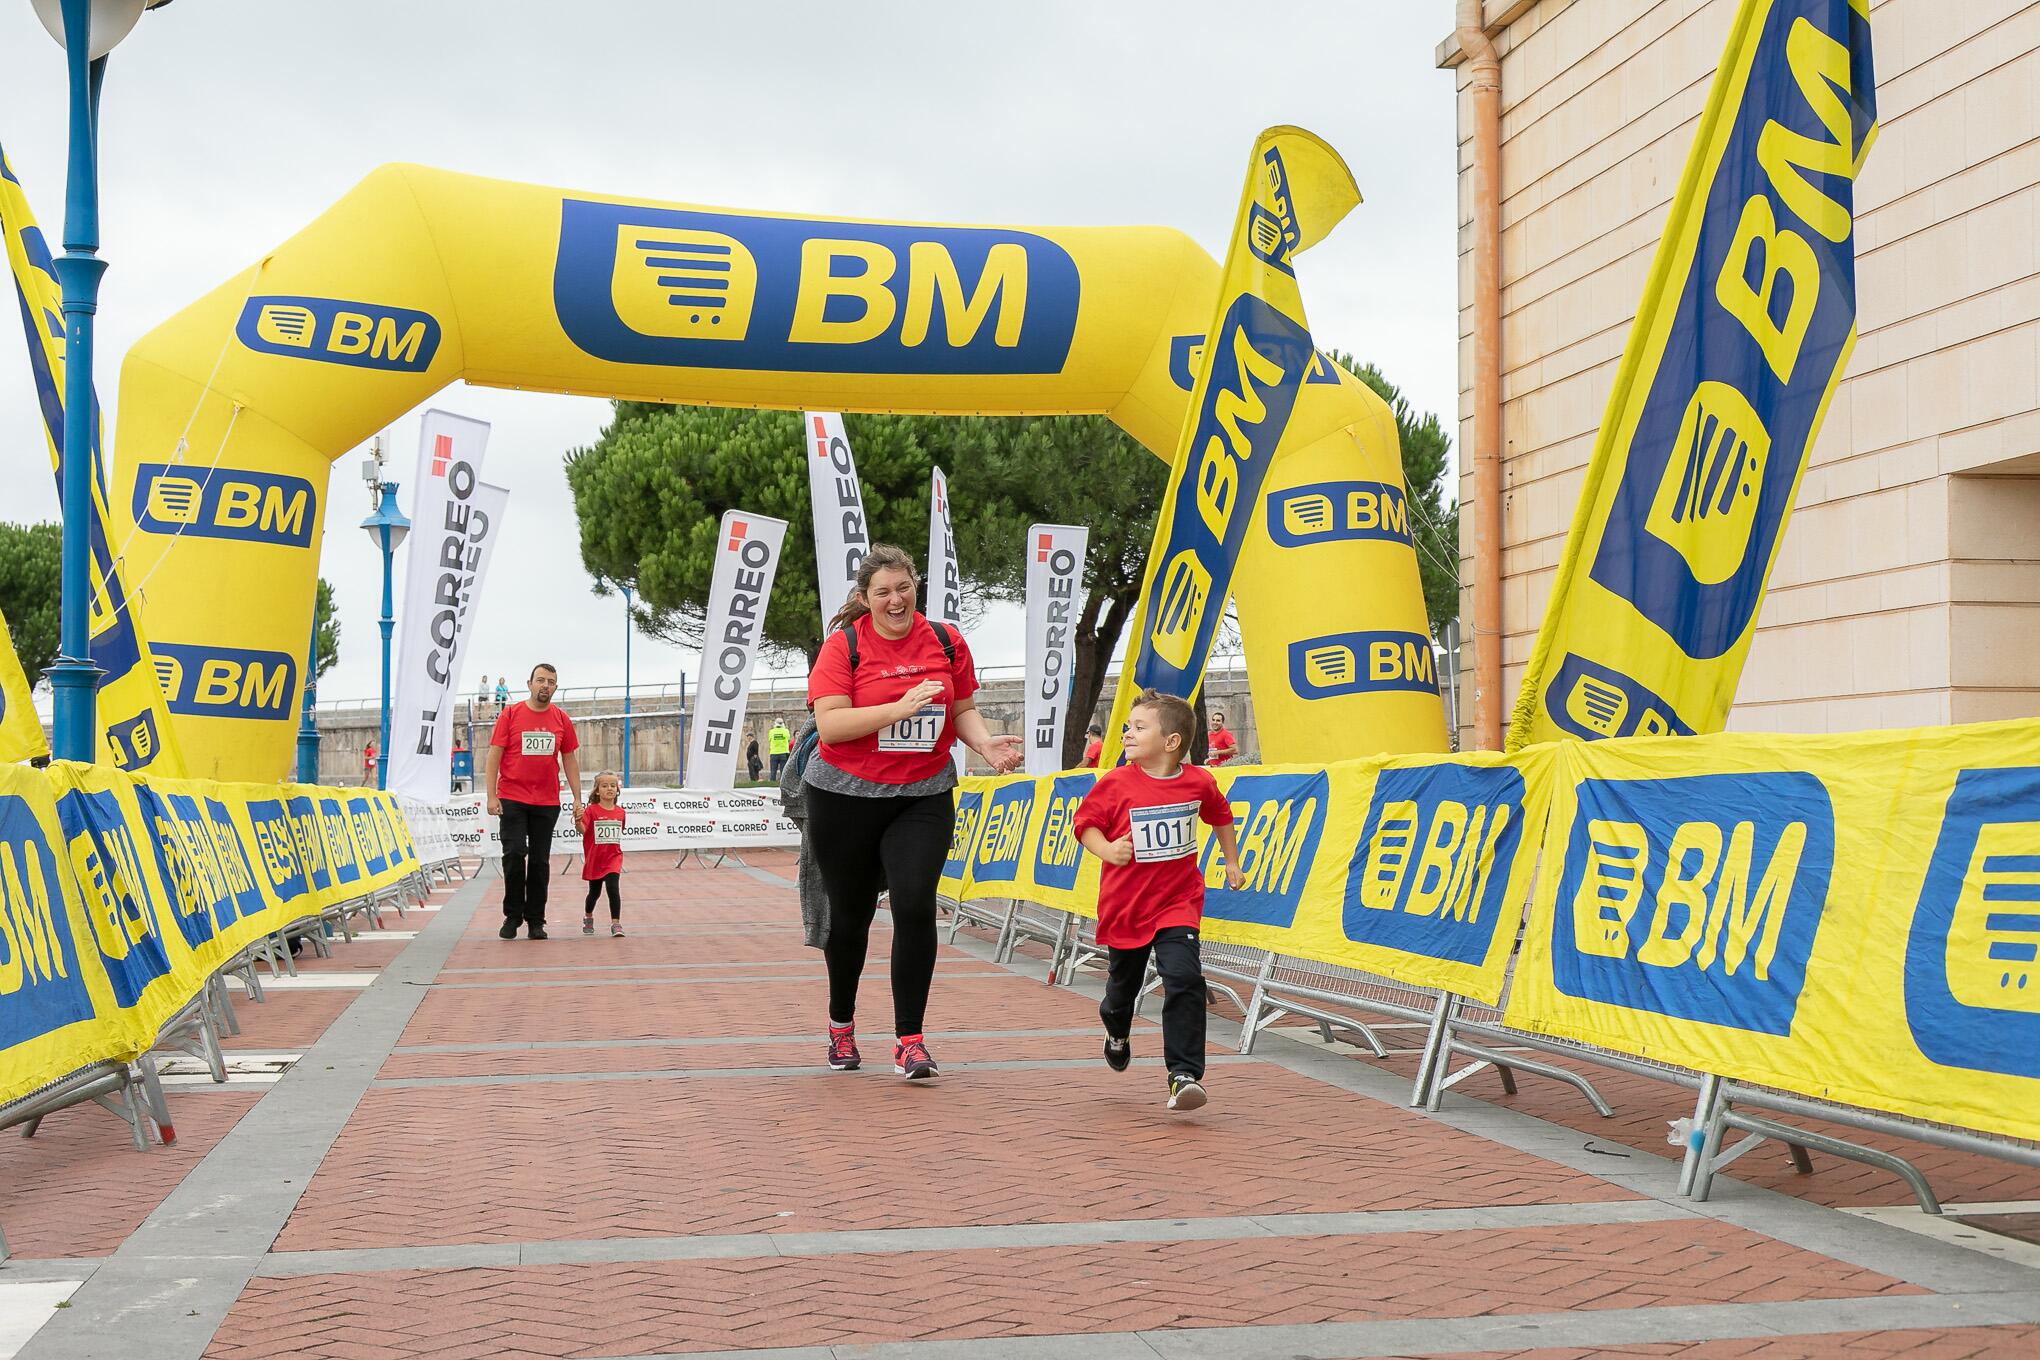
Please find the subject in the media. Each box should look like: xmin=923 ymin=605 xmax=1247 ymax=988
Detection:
xmin=29 ymin=0 xmax=170 ymax=60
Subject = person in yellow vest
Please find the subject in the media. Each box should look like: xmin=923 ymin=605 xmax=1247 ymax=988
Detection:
xmin=768 ymin=719 xmax=792 ymax=779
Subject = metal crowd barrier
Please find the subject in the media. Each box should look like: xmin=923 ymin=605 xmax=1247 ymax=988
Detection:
xmin=943 ymin=891 xmax=2040 ymax=1215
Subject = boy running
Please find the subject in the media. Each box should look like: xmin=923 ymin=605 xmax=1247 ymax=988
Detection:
xmin=1073 ymin=690 xmax=1244 ymax=1112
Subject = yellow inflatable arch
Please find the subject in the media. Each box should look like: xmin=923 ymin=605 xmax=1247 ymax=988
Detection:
xmin=111 ymin=165 xmax=1446 ymax=780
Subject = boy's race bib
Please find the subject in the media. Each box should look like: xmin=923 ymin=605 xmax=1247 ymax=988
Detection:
xmin=1129 ymin=800 xmax=1200 ymax=863
xmin=593 ymin=820 xmax=622 ymax=846
xmin=521 ymin=730 xmax=557 ymax=758
xmin=877 ymin=705 xmax=946 ymax=754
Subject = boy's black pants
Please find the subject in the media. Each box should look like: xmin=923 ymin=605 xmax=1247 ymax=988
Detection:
xmin=1099 ymin=925 xmax=1206 ymax=1081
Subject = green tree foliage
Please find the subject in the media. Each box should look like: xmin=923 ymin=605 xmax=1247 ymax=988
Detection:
xmin=0 ymin=520 xmax=60 ymax=677
xmin=566 ymin=404 xmax=1165 ymax=766
xmin=313 ymin=577 xmax=341 ymax=680
xmin=1331 ymin=352 xmax=1460 ymax=637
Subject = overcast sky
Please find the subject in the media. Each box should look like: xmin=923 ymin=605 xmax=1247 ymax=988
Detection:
xmin=0 ymin=1 xmax=1461 ymax=704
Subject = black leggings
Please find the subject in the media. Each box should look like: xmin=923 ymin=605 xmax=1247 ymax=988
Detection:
xmin=804 ymin=783 xmax=952 ymax=1037
xmin=583 ymin=873 xmax=620 ymax=919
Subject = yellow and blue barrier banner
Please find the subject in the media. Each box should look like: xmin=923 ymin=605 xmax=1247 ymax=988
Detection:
xmin=111 ymin=155 xmax=1442 ymax=783
xmin=0 ymin=762 xmax=418 ymax=1109
xmin=942 ymin=746 xmax=1555 ymax=1005
xmin=0 ymin=602 xmax=46 ymax=764
xmin=1507 ymin=0 xmax=1877 ymax=749
xmin=1101 ymin=127 xmax=1368 ymax=760
xmin=0 ymin=144 xmax=187 ymax=776
xmin=1504 ymin=719 xmax=2040 ymax=1145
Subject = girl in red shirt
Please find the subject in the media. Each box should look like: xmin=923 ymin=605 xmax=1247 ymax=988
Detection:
xmin=580 ymin=772 xmax=627 ymax=937
xmin=1074 ymin=690 xmax=1244 ymax=1112
xmin=806 ymin=544 xmax=1023 ymax=1080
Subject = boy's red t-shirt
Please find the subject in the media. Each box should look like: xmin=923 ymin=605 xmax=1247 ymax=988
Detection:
xmin=805 ymin=613 xmax=979 ymax=785
xmin=490 ymin=702 xmax=579 ymax=805
xmin=581 ymin=802 xmax=626 ymax=880
xmin=1071 ymin=763 xmax=1234 ymax=949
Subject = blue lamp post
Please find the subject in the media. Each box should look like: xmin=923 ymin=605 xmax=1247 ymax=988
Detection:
xmin=621 ymin=585 xmax=633 ymax=787
xmin=359 ymin=456 xmax=409 ymax=791
xmin=37 ymin=0 xmax=170 ymax=760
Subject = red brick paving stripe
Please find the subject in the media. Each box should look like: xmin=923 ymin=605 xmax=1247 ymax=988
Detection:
xmin=1376 ymin=1326 xmax=2040 ymax=1358
xmin=208 ymin=1220 xmax=1918 ymax=1359
xmin=274 ymin=1063 xmax=1631 ymax=1251
xmin=396 ymin=972 xmax=1106 ymax=1045
xmin=221 ymin=989 xmax=359 ymax=1052
xmin=378 ymin=1030 xmax=1154 ymax=1078
xmin=1371 ymin=1047 xmax=2040 ymax=1209
xmin=0 ymin=1091 xmax=261 ymax=1258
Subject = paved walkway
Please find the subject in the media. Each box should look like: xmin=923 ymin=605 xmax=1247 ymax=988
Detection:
xmin=5 ymin=852 xmax=2040 ymax=1358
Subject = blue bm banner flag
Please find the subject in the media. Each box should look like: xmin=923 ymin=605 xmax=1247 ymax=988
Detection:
xmin=1100 ymin=127 xmax=1360 ymax=759
xmin=1508 ymin=0 xmax=1877 ymax=749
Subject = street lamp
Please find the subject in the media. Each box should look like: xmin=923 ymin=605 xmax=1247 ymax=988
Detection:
xmin=359 ymin=440 xmax=409 ymax=790
xmin=621 ymin=585 xmax=633 ymax=787
xmin=36 ymin=0 xmax=175 ymax=761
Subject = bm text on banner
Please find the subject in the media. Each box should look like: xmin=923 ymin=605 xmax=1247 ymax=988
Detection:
xmin=1504 ymin=719 xmax=2040 ymax=1145
xmin=1508 ymin=0 xmax=1877 ymax=748
xmin=1 ymin=144 xmax=185 ymax=776
xmin=1101 ymin=127 xmax=1360 ymax=760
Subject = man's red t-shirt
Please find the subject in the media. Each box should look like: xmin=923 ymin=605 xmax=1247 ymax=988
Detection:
xmin=581 ymin=802 xmax=626 ymax=879
xmin=1207 ymin=727 xmax=1238 ymax=765
xmin=491 ymin=702 xmax=579 ymax=805
xmin=1072 ymin=763 xmax=1234 ymax=949
xmin=806 ymin=613 xmax=978 ymax=785
xmin=1083 ymin=737 xmax=1104 ymax=767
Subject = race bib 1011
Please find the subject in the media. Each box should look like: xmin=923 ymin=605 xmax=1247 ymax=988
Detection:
xmin=877 ymin=705 xmax=946 ymax=754
xmin=521 ymin=730 xmax=557 ymax=758
xmin=1129 ymin=800 xmax=1200 ymax=863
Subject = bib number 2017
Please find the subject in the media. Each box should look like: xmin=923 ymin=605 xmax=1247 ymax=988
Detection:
xmin=521 ymin=731 xmax=557 ymax=757
xmin=1129 ymin=802 xmax=1199 ymax=863
xmin=878 ymin=705 xmax=946 ymax=754
xmin=594 ymin=821 xmax=622 ymax=845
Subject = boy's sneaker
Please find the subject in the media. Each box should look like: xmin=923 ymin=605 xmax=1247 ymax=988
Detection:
xmin=1103 ymin=1036 xmax=1131 ymax=1072
xmin=1167 ymin=1074 xmax=1207 ymax=1112
xmin=610 ymin=921 xmax=624 ymax=937
xmin=582 ymin=916 xmax=595 ymax=936
xmin=894 ymin=1035 xmax=939 ymax=1080
xmin=827 ymin=1023 xmax=861 ymax=1071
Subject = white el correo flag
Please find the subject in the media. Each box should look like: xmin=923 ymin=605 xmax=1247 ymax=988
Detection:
xmin=1024 ymin=524 xmax=1089 ymax=774
xmin=804 ymin=412 xmax=868 ymax=629
xmin=927 ymin=466 xmax=967 ymax=774
xmin=390 ymin=411 xmax=494 ymax=799
xmin=688 ymin=510 xmax=789 ymax=790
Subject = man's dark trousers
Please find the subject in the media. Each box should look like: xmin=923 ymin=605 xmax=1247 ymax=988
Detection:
xmin=1099 ymin=925 xmax=1207 ymax=1080
xmin=499 ymin=799 xmax=563 ymax=929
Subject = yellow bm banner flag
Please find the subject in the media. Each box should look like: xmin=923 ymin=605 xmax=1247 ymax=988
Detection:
xmin=0 ymin=602 xmax=46 ymax=765
xmin=943 ymin=747 xmax=1556 ymax=1006
xmin=1505 ymin=719 xmax=2040 ymax=1145
xmin=1509 ymin=0 xmax=1877 ymax=748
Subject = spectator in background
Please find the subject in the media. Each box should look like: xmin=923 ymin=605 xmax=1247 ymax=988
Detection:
xmin=768 ymin=719 xmax=792 ymax=779
xmin=1083 ymin=721 xmax=1105 ymax=767
xmin=477 ymin=675 xmax=492 ymax=718
xmin=1206 ymin=709 xmax=1239 ymax=766
xmin=362 ymin=738 xmax=378 ymax=786
xmin=746 ymin=733 xmax=764 ymax=783
xmin=495 ymin=676 xmax=510 ymax=711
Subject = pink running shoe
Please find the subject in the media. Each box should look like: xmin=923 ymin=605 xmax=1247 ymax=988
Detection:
xmin=893 ymin=1034 xmax=939 ymax=1080
xmin=827 ymin=1022 xmax=861 ymax=1071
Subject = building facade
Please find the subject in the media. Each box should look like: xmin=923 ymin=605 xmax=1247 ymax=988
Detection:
xmin=1445 ymin=0 xmax=2038 ymax=742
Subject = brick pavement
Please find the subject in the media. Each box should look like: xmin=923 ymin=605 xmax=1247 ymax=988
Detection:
xmin=9 ymin=850 xmax=2038 ymax=1360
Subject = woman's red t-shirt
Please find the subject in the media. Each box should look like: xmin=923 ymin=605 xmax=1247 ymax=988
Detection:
xmin=806 ymin=613 xmax=978 ymax=785
xmin=581 ymin=802 xmax=626 ymax=880
xmin=1071 ymin=763 xmax=1234 ymax=949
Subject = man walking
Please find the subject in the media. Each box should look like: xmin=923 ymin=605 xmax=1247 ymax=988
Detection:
xmin=768 ymin=718 xmax=792 ymax=779
xmin=487 ymin=664 xmax=583 ymax=940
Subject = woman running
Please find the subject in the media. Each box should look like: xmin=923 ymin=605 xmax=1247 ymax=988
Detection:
xmin=805 ymin=544 xmax=1022 ymax=1079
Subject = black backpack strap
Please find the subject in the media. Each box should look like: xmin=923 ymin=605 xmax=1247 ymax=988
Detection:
xmin=928 ymin=619 xmax=957 ymax=666
xmin=840 ymin=623 xmax=860 ymax=672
